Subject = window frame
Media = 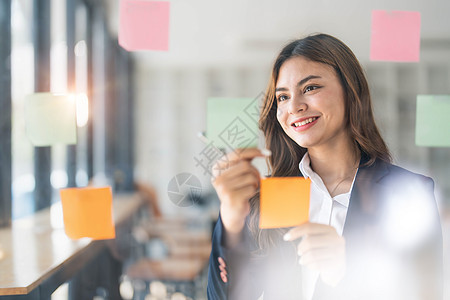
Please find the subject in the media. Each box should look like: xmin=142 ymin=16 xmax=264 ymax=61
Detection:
xmin=0 ymin=0 xmax=12 ymax=227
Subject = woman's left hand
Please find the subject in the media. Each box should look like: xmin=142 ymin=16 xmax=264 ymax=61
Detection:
xmin=283 ymin=222 xmax=346 ymax=287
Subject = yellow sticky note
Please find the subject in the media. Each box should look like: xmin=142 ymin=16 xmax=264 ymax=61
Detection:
xmin=25 ymin=93 xmax=77 ymax=146
xmin=259 ymin=177 xmax=310 ymax=229
xmin=60 ymin=187 xmax=115 ymax=240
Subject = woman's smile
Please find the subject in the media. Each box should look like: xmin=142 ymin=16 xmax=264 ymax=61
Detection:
xmin=291 ymin=116 xmax=320 ymax=131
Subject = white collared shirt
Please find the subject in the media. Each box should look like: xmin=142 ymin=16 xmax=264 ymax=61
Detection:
xmin=299 ymin=152 xmax=358 ymax=300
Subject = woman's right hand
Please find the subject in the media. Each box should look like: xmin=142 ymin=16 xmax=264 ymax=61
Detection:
xmin=211 ymin=148 xmax=270 ymax=244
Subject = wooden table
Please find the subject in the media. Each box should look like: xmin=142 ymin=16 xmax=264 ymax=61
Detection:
xmin=125 ymin=217 xmax=212 ymax=296
xmin=126 ymin=256 xmax=209 ymax=282
xmin=0 ymin=193 xmax=145 ymax=299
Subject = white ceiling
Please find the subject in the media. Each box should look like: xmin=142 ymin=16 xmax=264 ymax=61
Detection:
xmin=106 ymin=0 xmax=450 ymax=68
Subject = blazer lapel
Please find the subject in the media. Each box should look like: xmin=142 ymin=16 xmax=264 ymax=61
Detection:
xmin=343 ymin=158 xmax=390 ymax=236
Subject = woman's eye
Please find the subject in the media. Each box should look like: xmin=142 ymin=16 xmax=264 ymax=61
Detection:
xmin=277 ymin=95 xmax=288 ymax=102
xmin=304 ymin=85 xmax=320 ymax=93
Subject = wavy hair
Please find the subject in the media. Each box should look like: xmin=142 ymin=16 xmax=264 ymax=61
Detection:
xmin=248 ymin=33 xmax=392 ymax=251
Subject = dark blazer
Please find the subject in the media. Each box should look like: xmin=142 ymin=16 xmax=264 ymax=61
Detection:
xmin=207 ymin=158 xmax=443 ymax=300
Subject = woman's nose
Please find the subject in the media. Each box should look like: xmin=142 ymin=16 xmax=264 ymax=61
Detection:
xmin=287 ymin=96 xmax=307 ymax=114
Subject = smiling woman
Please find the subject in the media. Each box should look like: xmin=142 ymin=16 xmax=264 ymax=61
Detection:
xmin=275 ymin=57 xmax=348 ymax=152
xmin=207 ymin=34 xmax=443 ymax=300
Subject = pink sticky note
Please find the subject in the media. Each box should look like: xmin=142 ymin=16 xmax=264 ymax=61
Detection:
xmin=370 ymin=10 xmax=421 ymax=62
xmin=119 ymin=0 xmax=170 ymax=51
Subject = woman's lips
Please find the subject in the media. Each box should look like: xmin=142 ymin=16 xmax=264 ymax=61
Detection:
xmin=291 ymin=116 xmax=319 ymax=131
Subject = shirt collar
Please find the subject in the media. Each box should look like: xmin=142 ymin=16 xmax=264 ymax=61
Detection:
xmin=299 ymin=152 xmax=354 ymax=208
xmin=299 ymin=152 xmax=313 ymax=179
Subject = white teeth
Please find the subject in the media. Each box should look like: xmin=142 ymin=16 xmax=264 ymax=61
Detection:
xmin=294 ymin=117 xmax=317 ymax=127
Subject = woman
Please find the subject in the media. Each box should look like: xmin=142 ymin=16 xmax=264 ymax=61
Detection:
xmin=207 ymin=34 xmax=442 ymax=300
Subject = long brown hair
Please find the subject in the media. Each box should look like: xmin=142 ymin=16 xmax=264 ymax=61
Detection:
xmin=248 ymin=33 xmax=392 ymax=251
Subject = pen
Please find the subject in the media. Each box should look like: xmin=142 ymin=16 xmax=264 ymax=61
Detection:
xmin=196 ymin=131 xmax=226 ymax=155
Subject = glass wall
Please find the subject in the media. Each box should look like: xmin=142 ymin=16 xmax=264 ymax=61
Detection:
xmin=4 ymin=0 xmax=134 ymax=223
xmin=11 ymin=0 xmax=35 ymax=218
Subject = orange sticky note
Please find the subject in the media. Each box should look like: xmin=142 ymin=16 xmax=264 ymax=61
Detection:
xmin=60 ymin=187 xmax=116 ymax=240
xmin=370 ymin=10 xmax=421 ymax=62
xmin=259 ymin=177 xmax=310 ymax=229
xmin=118 ymin=0 xmax=170 ymax=51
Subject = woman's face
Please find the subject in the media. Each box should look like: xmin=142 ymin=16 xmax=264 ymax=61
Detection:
xmin=275 ymin=56 xmax=348 ymax=150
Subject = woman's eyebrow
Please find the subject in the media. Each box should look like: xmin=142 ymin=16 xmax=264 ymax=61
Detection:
xmin=275 ymin=75 xmax=322 ymax=92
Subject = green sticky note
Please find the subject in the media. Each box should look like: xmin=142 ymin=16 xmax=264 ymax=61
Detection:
xmin=207 ymin=97 xmax=260 ymax=150
xmin=415 ymin=95 xmax=450 ymax=147
xmin=25 ymin=93 xmax=77 ymax=146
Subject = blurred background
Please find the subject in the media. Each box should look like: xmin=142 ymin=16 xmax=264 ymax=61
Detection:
xmin=1 ymin=0 xmax=449 ymax=299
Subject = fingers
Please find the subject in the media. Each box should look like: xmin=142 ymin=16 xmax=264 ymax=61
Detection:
xmin=222 ymin=162 xmax=261 ymax=187
xmin=219 ymin=263 xmax=227 ymax=274
xmin=218 ymin=257 xmax=227 ymax=271
xmin=228 ymin=185 xmax=260 ymax=202
xmin=212 ymin=161 xmax=261 ymax=207
xmin=299 ymin=246 xmax=344 ymax=267
xmin=296 ymin=232 xmax=345 ymax=256
xmin=213 ymin=163 xmax=260 ymax=197
xmin=228 ymin=173 xmax=259 ymax=190
xmin=223 ymin=148 xmax=271 ymax=164
xmin=283 ymin=222 xmax=336 ymax=241
xmin=219 ymin=160 xmax=260 ymax=181
xmin=296 ymin=231 xmax=345 ymax=268
xmin=285 ymin=223 xmax=344 ymax=258
xmin=284 ymin=223 xmax=347 ymax=286
xmin=218 ymin=257 xmax=228 ymax=283
xmin=213 ymin=148 xmax=271 ymax=178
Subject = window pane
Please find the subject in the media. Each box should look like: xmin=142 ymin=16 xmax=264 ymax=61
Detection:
xmin=11 ymin=0 xmax=35 ymax=219
xmin=75 ymin=4 xmax=89 ymax=187
xmin=50 ymin=0 xmax=68 ymax=197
